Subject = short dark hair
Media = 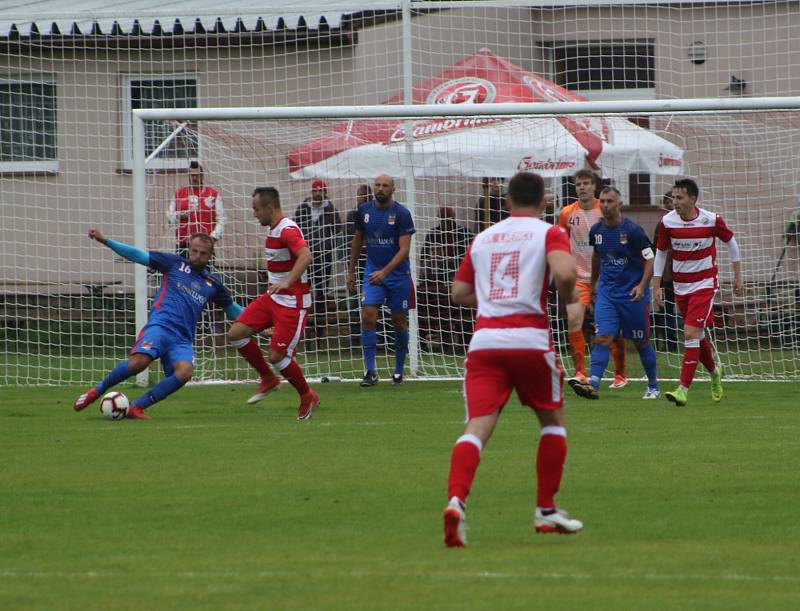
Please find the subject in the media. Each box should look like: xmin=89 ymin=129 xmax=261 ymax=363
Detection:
xmin=188 ymin=233 xmax=214 ymax=249
xmin=189 ymin=160 xmax=203 ymax=172
xmin=357 ymin=184 xmax=372 ymax=196
xmin=600 ymin=186 xmax=622 ymax=198
xmin=574 ymin=169 xmax=597 ymax=184
xmin=507 ymin=172 xmax=545 ymax=207
xmin=673 ymin=178 xmax=699 ymax=199
xmin=252 ymin=186 xmax=280 ymax=205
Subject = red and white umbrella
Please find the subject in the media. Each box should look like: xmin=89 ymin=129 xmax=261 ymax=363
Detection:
xmin=287 ymin=49 xmax=683 ymax=179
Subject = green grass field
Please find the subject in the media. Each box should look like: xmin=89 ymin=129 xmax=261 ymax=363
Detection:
xmin=1 ymin=380 xmax=799 ymax=610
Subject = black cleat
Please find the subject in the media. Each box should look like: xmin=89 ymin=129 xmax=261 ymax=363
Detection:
xmin=392 ymin=373 xmax=404 ymax=386
xmin=568 ymin=378 xmax=599 ymax=400
xmin=360 ymin=371 xmax=379 ymax=387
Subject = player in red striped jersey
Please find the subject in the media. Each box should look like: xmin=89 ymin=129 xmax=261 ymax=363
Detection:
xmin=442 ymin=172 xmax=583 ymax=547
xmin=227 ymin=187 xmax=320 ymax=421
xmin=652 ymin=179 xmax=743 ymax=406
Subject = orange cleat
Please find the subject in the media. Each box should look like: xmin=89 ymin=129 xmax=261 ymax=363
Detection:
xmin=247 ymin=377 xmax=281 ymax=405
xmin=609 ymin=374 xmax=629 ymax=389
xmin=127 ymin=406 xmax=151 ymax=421
xmin=297 ymin=389 xmax=320 ymax=421
xmin=573 ymin=371 xmax=590 ymax=385
xmin=74 ymin=388 xmax=100 ymax=412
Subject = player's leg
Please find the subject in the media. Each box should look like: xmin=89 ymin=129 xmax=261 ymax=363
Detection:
xmin=267 ymin=307 xmax=318 ymax=420
xmin=514 ymin=350 xmax=582 ymax=534
xmin=229 ymin=294 xmax=281 ymax=404
xmin=572 ymin=292 xmax=616 ymax=398
xmin=444 ymin=350 xmax=510 ymax=547
xmin=387 ymin=275 xmax=413 ymax=384
xmin=621 ymin=300 xmax=660 ymax=398
xmin=74 ymin=333 xmax=154 ymax=411
xmin=360 ymin=276 xmax=385 ymax=385
xmin=566 ymin=285 xmax=589 ymax=382
xmin=610 ymin=336 xmax=628 ymax=388
xmin=129 ymin=346 xmax=194 ymax=419
xmin=667 ymin=290 xmax=714 ymax=406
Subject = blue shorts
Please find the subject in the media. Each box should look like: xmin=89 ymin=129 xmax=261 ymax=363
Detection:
xmin=594 ymin=291 xmax=650 ymax=343
xmin=362 ymin=267 xmax=415 ymax=312
xmin=131 ymin=323 xmax=194 ymax=377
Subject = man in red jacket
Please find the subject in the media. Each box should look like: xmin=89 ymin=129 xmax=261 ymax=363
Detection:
xmin=168 ymin=161 xmax=226 ymax=257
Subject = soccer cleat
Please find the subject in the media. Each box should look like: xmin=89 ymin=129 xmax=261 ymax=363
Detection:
xmin=568 ymin=378 xmax=599 ymax=400
xmin=73 ymin=388 xmax=100 ymax=412
xmin=360 ymin=371 xmax=378 ymax=387
xmin=391 ymin=373 xmax=404 ymax=386
xmin=247 ymin=377 xmax=281 ymax=405
xmin=710 ymin=367 xmax=724 ymax=403
xmin=573 ymin=370 xmax=590 ymax=385
xmin=609 ymin=374 xmax=629 ymax=389
xmin=443 ymin=497 xmax=467 ymax=547
xmin=297 ymin=389 xmax=320 ymax=421
xmin=665 ymin=387 xmax=688 ymax=407
xmin=642 ymin=386 xmax=661 ymax=400
xmin=126 ymin=406 xmax=151 ymax=421
xmin=534 ymin=507 xmax=583 ymax=534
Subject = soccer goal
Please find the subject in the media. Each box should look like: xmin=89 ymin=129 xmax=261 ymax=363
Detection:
xmin=132 ymin=97 xmax=800 ymax=384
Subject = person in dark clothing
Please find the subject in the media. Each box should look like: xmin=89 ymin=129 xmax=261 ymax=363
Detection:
xmin=474 ymin=177 xmax=509 ymax=232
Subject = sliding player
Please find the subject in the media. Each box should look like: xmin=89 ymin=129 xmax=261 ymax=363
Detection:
xmin=568 ymin=187 xmax=660 ymax=400
xmin=228 ymin=187 xmax=320 ymax=421
xmin=652 ymin=178 xmax=743 ymax=406
xmin=443 ymin=171 xmax=583 ymax=548
xmin=558 ymin=170 xmax=627 ymax=387
xmin=73 ymin=231 xmax=241 ymax=420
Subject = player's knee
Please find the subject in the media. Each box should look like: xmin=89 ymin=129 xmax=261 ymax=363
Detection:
xmin=595 ymin=335 xmax=614 ymax=346
xmin=174 ymin=363 xmax=193 ymax=383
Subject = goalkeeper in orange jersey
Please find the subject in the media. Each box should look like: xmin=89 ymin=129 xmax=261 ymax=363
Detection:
xmin=558 ymin=170 xmax=627 ymax=386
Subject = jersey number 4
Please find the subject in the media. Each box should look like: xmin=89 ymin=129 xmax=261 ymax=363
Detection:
xmin=489 ymin=251 xmax=520 ymax=301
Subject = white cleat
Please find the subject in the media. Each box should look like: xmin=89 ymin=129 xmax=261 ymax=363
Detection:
xmin=534 ymin=507 xmax=583 ymax=534
xmin=247 ymin=378 xmax=280 ymax=405
xmin=443 ymin=497 xmax=467 ymax=547
xmin=642 ymin=387 xmax=661 ymax=400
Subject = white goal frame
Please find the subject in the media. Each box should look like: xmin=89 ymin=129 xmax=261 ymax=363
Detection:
xmin=133 ymin=96 xmax=800 ymax=385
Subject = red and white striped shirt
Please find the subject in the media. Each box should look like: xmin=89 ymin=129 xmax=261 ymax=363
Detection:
xmin=264 ymin=217 xmax=312 ymax=309
xmin=656 ymin=207 xmax=734 ymax=295
xmin=455 ymin=215 xmax=570 ymax=353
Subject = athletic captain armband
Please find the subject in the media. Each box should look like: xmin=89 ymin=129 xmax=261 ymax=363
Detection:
xmin=641 ymin=246 xmax=655 ymax=260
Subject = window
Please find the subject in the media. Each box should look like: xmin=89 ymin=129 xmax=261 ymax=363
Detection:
xmin=122 ymin=74 xmax=198 ymax=169
xmin=549 ymin=41 xmax=654 ymax=93
xmin=0 ymin=76 xmax=58 ymax=172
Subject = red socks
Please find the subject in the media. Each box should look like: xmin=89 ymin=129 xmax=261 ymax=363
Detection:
xmin=237 ymin=339 xmax=279 ymax=383
xmin=680 ymin=339 xmax=701 ymax=388
xmin=447 ymin=436 xmax=482 ymax=502
xmin=568 ymin=330 xmax=586 ymax=374
xmin=536 ymin=428 xmax=567 ymax=508
xmin=699 ymin=338 xmax=716 ymax=373
xmin=278 ymin=359 xmax=311 ymax=396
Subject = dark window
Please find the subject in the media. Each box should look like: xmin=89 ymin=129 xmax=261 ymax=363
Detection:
xmin=0 ymin=80 xmax=57 ymax=162
xmin=552 ymin=42 xmax=654 ymax=91
xmin=130 ymin=78 xmax=198 ymax=159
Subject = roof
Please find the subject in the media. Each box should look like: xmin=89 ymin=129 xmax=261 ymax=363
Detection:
xmin=0 ymin=0 xmax=401 ymax=37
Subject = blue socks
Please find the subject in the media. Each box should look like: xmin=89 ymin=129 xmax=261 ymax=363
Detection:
xmin=394 ymin=329 xmax=409 ymax=376
xmin=132 ymin=374 xmax=186 ymax=409
xmin=589 ymin=343 xmax=611 ymax=391
xmin=362 ymin=329 xmax=377 ymax=373
xmin=638 ymin=343 xmax=659 ymax=388
xmin=96 ymin=360 xmax=134 ymax=394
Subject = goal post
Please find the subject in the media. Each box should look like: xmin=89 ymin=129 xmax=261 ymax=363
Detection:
xmin=132 ymin=96 xmax=800 ymax=384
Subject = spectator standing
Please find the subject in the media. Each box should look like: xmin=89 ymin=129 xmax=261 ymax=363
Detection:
xmin=345 ymin=184 xmax=373 ymax=346
xmin=294 ymin=179 xmax=342 ymax=343
xmin=168 ymin=161 xmax=226 ymax=257
xmin=474 ymin=177 xmax=509 ymax=232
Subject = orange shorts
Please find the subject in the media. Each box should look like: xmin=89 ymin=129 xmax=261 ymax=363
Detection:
xmin=237 ymin=293 xmax=309 ymax=357
xmin=464 ymin=349 xmax=564 ymax=418
xmin=575 ymin=281 xmax=592 ymax=308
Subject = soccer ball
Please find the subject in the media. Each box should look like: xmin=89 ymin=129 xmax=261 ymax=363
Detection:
xmin=100 ymin=391 xmax=129 ymax=420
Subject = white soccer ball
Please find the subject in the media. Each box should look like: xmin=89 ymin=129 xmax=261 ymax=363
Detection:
xmin=100 ymin=391 xmax=130 ymax=420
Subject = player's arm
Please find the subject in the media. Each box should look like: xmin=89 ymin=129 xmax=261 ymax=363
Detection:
xmin=369 ymin=234 xmax=412 ymax=285
xmin=269 ymin=246 xmax=312 ymax=295
xmin=630 ymin=233 xmax=655 ymax=302
xmin=167 ymin=195 xmax=186 ymax=225
xmin=347 ymin=229 xmax=365 ymax=292
xmin=652 ymin=220 xmax=670 ymax=306
xmin=451 ymin=241 xmax=477 ymax=308
xmin=547 ymin=225 xmax=578 ymax=305
xmin=716 ymin=215 xmax=743 ymax=296
xmin=88 ymin=228 xmax=150 ymax=267
xmin=210 ymin=195 xmax=226 ymax=242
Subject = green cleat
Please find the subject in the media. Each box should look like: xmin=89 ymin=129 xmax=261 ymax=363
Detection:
xmin=710 ymin=367 xmax=724 ymax=403
xmin=665 ymin=387 xmax=688 ymax=407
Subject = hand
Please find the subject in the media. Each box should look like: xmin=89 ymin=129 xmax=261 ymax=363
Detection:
xmin=368 ymin=269 xmax=387 ymax=285
xmin=346 ymin=272 xmax=356 ymax=293
xmin=733 ymin=276 xmax=744 ymax=297
xmin=630 ymin=285 xmax=646 ymax=302
xmin=655 ymin=287 xmax=665 ymax=307
xmin=268 ymin=280 xmax=291 ymax=295
xmin=88 ymin=228 xmax=107 ymax=244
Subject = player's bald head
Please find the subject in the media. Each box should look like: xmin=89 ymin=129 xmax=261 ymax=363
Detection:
xmin=375 ymin=174 xmax=394 ymax=188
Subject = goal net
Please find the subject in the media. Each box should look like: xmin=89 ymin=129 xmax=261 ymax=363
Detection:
xmin=137 ymin=103 xmax=800 ymax=384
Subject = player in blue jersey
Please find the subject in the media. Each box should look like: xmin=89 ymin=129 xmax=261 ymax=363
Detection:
xmin=568 ymin=187 xmax=660 ymax=400
xmin=73 ymin=229 xmax=242 ymax=420
xmin=346 ymin=175 xmax=416 ymax=386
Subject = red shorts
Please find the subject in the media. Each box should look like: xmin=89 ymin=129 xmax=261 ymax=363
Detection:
xmin=675 ymin=288 xmax=716 ymax=329
xmin=237 ymin=293 xmax=309 ymax=357
xmin=464 ymin=349 xmax=564 ymax=419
